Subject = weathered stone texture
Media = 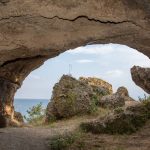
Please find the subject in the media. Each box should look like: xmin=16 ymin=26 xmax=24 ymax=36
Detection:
xmin=46 ymin=75 xmax=112 ymax=121
xmin=0 ymin=0 xmax=150 ymax=126
xmin=131 ymin=66 xmax=150 ymax=94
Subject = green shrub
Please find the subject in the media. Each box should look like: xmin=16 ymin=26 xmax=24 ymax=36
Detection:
xmin=139 ymin=94 xmax=150 ymax=118
xmin=114 ymin=107 xmax=124 ymax=114
xmin=139 ymin=94 xmax=150 ymax=103
xmin=49 ymin=131 xmax=81 ymax=150
xmin=24 ymin=102 xmax=46 ymax=125
xmin=88 ymin=95 xmax=99 ymax=114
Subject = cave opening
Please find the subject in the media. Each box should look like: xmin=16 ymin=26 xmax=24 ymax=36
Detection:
xmin=14 ymin=43 xmax=150 ymax=118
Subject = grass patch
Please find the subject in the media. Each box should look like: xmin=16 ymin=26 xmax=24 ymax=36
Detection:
xmin=48 ymin=130 xmax=83 ymax=150
xmin=139 ymin=94 xmax=150 ymax=118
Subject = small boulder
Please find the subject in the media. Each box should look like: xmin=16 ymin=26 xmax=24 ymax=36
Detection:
xmin=14 ymin=111 xmax=24 ymax=123
xmin=99 ymin=87 xmax=134 ymax=109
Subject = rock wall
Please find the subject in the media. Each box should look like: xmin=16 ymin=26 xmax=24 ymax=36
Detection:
xmin=0 ymin=0 xmax=150 ymax=126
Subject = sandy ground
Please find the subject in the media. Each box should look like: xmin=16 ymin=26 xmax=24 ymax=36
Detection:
xmin=0 ymin=127 xmax=71 ymax=150
xmin=0 ymin=116 xmax=92 ymax=150
xmin=70 ymin=121 xmax=150 ymax=150
xmin=0 ymin=117 xmax=150 ymax=150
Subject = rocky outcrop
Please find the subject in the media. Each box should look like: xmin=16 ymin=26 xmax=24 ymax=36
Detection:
xmin=79 ymin=77 xmax=113 ymax=95
xmin=0 ymin=0 xmax=150 ymax=127
xmin=131 ymin=66 xmax=150 ymax=94
xmin=81 ymin=100 xmax=150 ymax=134
xmin=99 ymin=87 xmax=135 ymax=109
xmin=46 ymin=75 xmax=111 ymax=121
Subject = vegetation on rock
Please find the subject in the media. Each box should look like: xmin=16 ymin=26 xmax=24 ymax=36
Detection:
xmin=46 ymin=75 xmax=112 ymax=122
xmin=80 ymin=100 xmax=150 ymax=134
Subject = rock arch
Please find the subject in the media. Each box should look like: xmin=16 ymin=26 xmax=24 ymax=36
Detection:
xmin=0 ymin=0 xmax=150 ymax=126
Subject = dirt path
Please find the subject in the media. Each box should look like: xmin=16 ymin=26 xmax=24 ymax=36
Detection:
xmin=0 ymin=116 xmax=91 ymax=150
xmin=70 ymin=121 xmax=150 ymax=150
xmin=0 ymin=118 xmax=150 ymax=150
xmin=0 ymin=124 xmax=77 ymax=150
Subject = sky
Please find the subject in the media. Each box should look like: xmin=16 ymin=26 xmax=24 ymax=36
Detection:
xmin=15 ymin=44 xmax=150 ymax=100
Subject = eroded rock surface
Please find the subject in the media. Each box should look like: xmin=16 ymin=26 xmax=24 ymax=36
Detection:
xmin=100 ymin=87 xmax=135 ymax=109
xmin=0 ymin=0 xmax=150 ymax=126
xmin=79 ymin=77 xmax=113 ymax=94
xmin=131 ymin=66 xmax=150 ymax=94
xmin=46 ymin=75 xmax=111 ymax=121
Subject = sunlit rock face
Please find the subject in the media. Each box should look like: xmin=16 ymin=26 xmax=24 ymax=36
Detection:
xmin=79 ymin=77 xmax=113 ymax=94
xmin=0 ymin=0 xmax=150 ymax=126
xmin=46 ymin=75 xmax=111 ymax=121
xmin=131 ymin=66 xmax=150 ymax=94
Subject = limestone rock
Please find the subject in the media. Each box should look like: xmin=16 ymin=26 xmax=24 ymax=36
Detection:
xmin=131 ymin=66 xmax=150 ymax=94
xmin=99 ymin=87 xmax=134 ymax=109
xmin=46 ymin=75 xmax=111 ymax=121
xmin=79 ymin=77 xmax=113 ymax=94
xmin=0 ymin=0 xmax=150 ymax=127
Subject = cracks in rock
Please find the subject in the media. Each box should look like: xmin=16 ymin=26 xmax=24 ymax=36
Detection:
xmin=0 ymin=14 xmax=148 ymax=31
xmin=0 ymin=14 xmax=31 ymax=22
xmin=38 ymin=15 xmax=149 ymax=31
xmin=0 ymin=0 xmax=10 ymax=6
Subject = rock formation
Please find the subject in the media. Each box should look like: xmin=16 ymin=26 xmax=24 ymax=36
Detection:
xmin=100 ymin=87 xmax=135 ymax=109
xmin=46 ymin=75 xmax=112 ymax=121
xmin=131 ymin=66 xmax=150 ymax=94
xmin=79 ymin=77 xmax=113 ymax=94
xmin=81 ymin=100 xmax=150 ymax=134
xmin=0 ymin=0 xmax=150 ymax=126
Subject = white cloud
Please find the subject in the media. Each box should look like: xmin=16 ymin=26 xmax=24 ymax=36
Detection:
xmin=105 ymin=70 xmax=124 ymax=78
xmin=15 ymin=43 xmax=150 ymax=100
xmin=76 ymin=59 xmax=95 ymax=63
xmin=29 ymin=75 xmax=40 ymax=80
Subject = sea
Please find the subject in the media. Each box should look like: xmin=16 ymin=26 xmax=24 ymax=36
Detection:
xmin=14 ymin=99 xmax=49 ymax=117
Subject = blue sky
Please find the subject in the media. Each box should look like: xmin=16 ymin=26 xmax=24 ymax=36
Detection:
xmin=15 ymin=44 xmax=150 ymax=100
